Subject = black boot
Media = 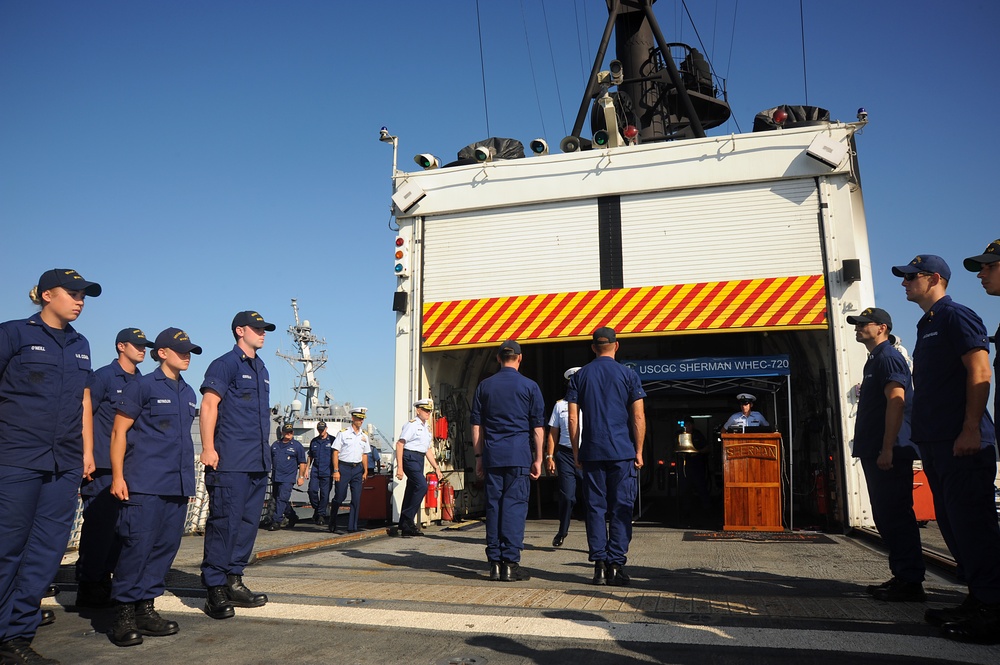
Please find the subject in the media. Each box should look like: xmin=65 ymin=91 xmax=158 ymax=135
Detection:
xmin=40 ymin=609 xmax=56 ymax=627
xmin=500 ymin=562 xmax=530 ymax=582
xmin=489 ymin=561 xmax=501 ymax=581
xmin=0 ymin=637 xmax=59 ymax=665
xmin=109 ymin=602 xmax=143 ymax=647
xmin=203 ymin=585 xmax=235 ymax=620
xmin=607 ymin=563 xmax=630 ymax=587
xmin=592 ymin=561 xmax=607 ymax=586
xmin=75 ymin=580 xmax=114 ymax=608
xmin=134 ymin=599 xmax=179 ymax=636
xmin=225 ymin=574 xmax=267 ymax=608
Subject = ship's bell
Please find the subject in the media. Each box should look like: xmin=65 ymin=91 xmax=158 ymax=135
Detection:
xmin=675 ymin=432 xmax=698 ymax=454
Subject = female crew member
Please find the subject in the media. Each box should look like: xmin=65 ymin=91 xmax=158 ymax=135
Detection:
xmin=0 ymin=269 xmax=101 ymax=665
xmin=108 ymin=328 xmax=201 ymax=647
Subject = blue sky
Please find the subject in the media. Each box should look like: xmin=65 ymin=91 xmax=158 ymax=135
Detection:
xmin=2 ymin=0 xmax=999 ymax=435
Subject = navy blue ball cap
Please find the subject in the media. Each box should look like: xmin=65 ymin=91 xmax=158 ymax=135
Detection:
xmin=231 ymin=310 xmax=276 ymax=332
xmin=37 ymin=268 xmax=101 ymax=297
xmin=116 ymin=328 xmax=154 ymax=348
xmin=846 ymin=307 xmax=892 ymax=332
xmin=151 ymin=327 xmax=202 ymax=355
xmin=498 ymin=339 xmax=521 ymax=354
xmin=964 ymin=239 xmax=1000 ymax=272
xmin=891 ymin=254 xmax=951 ymax=281
xmin=593 ymin=326 xmax=617 ymax=344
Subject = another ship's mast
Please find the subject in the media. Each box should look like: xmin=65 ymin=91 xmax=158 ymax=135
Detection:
xmin=276 ymin=298 xmax=329 ymax=417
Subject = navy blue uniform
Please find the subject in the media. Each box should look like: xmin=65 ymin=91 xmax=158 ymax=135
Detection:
xmin=853 ymin=340 xmax=924 ymax=584
xmin=911 ymin=296 xmax=1000 ymax=604
xmin=471 ymin=367 xmax=544 ymax=564
xmin=199 ymin=345 xmax=271 ymax=588
xmin=308 ymin=433 xmax=334 ymax=518
xmin=566 ymin=356 xmax=646 ymax=566
xmin=77 ymin=360 xmax=141 ymax=586
xmin=269 ymin=439 xmax=305 ymax=524
xmin=112 ymin=367 xmax=196 ymax=603
xmin=0 ymin=316 xmax=92 ymax=643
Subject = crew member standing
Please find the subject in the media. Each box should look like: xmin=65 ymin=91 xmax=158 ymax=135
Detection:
xmin=107 ymin=328 xmax=201 ymax=647
xmin=544 ymin=367 xmax=582 ymax=548
xmin=723 ymin=393 xmax=769 ymax=431
xmin=892 ymin=254 xmax=1000 ymax=644
xmin=199 ymin=311 xmax=275 ymax=620
xmin=0 ymin=268 xmax=101 ymax=665
xmin=329 ymin=408 xmax=371 ymax=534
xmin=395 ymin=399 xmax=443 ymax=537
xmin=471 ymin=340 xmax=544 ymax=583
xmin=77 ymin=328 xmax=153 ymax=609
xmin=567 ymin=327 xmax=646 ymax=587
xmin=846 ymin=307 xmax=925 ymax=602
xmin=307 ymin=421 xmax=334 ymax=525
xmin=267 ymin=424 xmax=306 ymax=531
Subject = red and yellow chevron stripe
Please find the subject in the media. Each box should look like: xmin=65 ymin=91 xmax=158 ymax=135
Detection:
xmin=422 ymin=274 xmax=826 ymax=350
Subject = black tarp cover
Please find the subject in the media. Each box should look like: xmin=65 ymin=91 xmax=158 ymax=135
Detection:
xmin=752 ymin=105 xmax=831 ymax=132
xmin=457 ymin=137 xmax=525 ymax=161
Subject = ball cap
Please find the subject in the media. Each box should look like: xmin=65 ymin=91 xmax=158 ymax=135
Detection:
xmin=37 ymin=269 xmax=102 ymax=297
xmin=964 ymin=239 xmax=1000 ymax=272
xmin=350 ymin=406 xmax=368 ymax=420
xmin=281 ymin=423 xmax=294 ymax=433
xmin=231 ymin=311 xmax=276 ymax=332
xmin=116 ymin=328 xmax=154 ymax=348
xmin=151 ymin=327 xmax=202 ymax=355
xmin=414 ymin=398 xmax=434 ymax=411
xmin=563 ymin=366 xmax=581 ymax=380
xmin=736 ymin=392 xmax=757 ymax=403
xmin=846 ymin=307 xmax=892 ymax=332
xmin=498 ymin=339 xmax=521 ymax=354
xmin=593 ymin=326 xmax=617 ymax=344
xmin=317 ymin=421 xmax=327 ymax=430
xmin=891 ymin=254 xmax=951 ymax=281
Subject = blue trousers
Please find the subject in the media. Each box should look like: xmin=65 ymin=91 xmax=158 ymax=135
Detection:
xmin=0 ymin=466 xmax=79 ymax=642
xmin=76 ymin=470 xmax=121 ymax=584
xmin=399 ymin=450 xmax=427 ymax=528
xmin=270 ymin=480 xmax=295 ymax=523
xmin=583 ymin=459 xmax=637 ymax=565
xmin=860 ymin=448 xmax=925 ymax=583
xmin=112 ymin=494 xmax=187 ymax=603
xmin=484 ymin=467 xmax=530 ymax=564
xmin=308 ymin=473 xmax=332 ymax=517
xmin=920 ymin=443 xmax=1000 ymax=603
xmin=200 ymin=470 xmax=268 ymax=587
xmin=331 ymin=463 xmax=364 ymax=532
xmin=554 ymin=446 xmax=581 ymax=537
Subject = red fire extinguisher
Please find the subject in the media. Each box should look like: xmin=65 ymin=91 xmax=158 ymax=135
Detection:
xmin=440 ymin=480 xmax=455 ymax=522
xmin=434 ymin=415 xmax=449 ymax=440
xmin=425 ymin=472 xmax=439 ymax=509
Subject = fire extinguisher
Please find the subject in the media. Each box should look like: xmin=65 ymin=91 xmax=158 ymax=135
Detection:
xmin=440 ymin=480 xmax=455 ymax=522
xmin=434 ymin=415 xmax=449 ymax=440
xmin=425 ymin=472 xmax=439 ymax=509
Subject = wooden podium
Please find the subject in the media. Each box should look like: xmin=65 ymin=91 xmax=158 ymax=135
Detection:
xmin=722 ymin=432 xmax=783 ymax=531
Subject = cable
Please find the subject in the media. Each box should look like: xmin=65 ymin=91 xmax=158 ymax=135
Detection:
xmin=475 ymin=0 xmax=491 ymax=136
xmin=520 ymin=0 xmax=548 ymax=140
xmin=799 ymin=0 xmax=809 ymax=105
xmin=540 ymin=0 xmax=568 ymax=137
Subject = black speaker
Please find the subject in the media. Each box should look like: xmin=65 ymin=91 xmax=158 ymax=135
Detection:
xmin=392 ymin=291 xmax=408 ymax=313
xmin=842 ymin=259 xmax=861 ymax=284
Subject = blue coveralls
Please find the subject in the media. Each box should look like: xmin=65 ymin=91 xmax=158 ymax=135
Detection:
xmin=200 ymin=345 xmax=271 ymax=588
xmin=269 ymin=438 xmax=305 ymax=524
xmin=307 ymin=433 xmax=334 ymax=518
xmin=911 ymin=296 xmax=1000 ymax=604
xmin=471 ymin=367 xmax=545 ymax=564
xmin=77 ymin=359 xmax=140 ymax=586
xmin=0 ymin=316 xmax=92 ymax=643
xmin=397 ymin=417 xmax=431 ymax=530
xmin=547 ymin=400 xmax=582 ymax=539
xmin=566 ymin=356 xmax=646 ymax=566
xmin=112 ymin=366 xmax=197 ymax=603
xmin=853 ymin=340 xmax=924 ymax=584
xmin=330 ymin=426 xmax=370 ymax=532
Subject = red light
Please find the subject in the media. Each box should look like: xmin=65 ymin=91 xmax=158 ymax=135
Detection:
xmin=657 ymin=459 xmax=664 ymax=465
xmin=773 ymin=109 xmax=788 ymax=125
xmin=669 ymin=462 xmax=676 ymax=467
xmin=395 ymin=237 xmax=405 ymax=247
xmin=623 ymin=125 xmax=638 ymax=140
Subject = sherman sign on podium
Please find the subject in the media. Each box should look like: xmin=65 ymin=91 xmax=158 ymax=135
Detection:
xmin=722 ymin=432 xmax=783 ymax=531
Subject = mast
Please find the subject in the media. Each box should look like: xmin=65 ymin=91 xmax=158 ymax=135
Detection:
xmin=276 ymin=298 xmax=329 ymax=417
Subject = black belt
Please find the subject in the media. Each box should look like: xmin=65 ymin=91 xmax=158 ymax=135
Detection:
xmin=339 ymin=461 xmax=361 ymax=468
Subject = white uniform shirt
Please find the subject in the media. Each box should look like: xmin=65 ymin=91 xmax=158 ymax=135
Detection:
xmin=332 ymin=426 xmax=371 ymax=463
xmin=724 ymin=411 xmax=770 ymax=430
xmin=547 ymin=399 xmax=581 ymax=448
xmin=398 ymin=418 xmax=432 ymax=453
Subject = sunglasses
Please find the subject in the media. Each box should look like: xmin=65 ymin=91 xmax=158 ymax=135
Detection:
xmin=902 ymin=272 xmax=934 ymax=282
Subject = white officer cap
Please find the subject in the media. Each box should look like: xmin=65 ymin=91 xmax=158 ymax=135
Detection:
xmin=350 ymin=406 xmax=368 ymax=419
xmin=736 ymin=393 xmax=756 ymax=402
xmin=413 ymin=398 xmax=434 ymax=411
xmin=563 ymin=367 xmax=581 ymax=380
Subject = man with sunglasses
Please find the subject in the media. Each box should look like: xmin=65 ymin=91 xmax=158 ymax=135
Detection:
xmin=846 ymin=307 xmax=925 ymax=602
xmin=893 ymin=254 xmax=1000 ymax=644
